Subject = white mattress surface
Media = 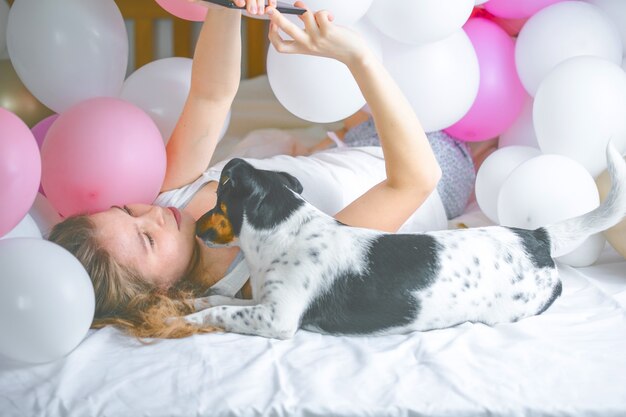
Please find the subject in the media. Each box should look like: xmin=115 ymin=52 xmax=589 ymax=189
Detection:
xmin=1 ymin=238 xmax=626 ymax=417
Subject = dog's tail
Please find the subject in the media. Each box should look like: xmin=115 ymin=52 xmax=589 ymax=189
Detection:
xmin=544 ymin=141 xmax=626 ymax=258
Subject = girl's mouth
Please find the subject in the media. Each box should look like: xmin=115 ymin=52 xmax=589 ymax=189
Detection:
xmin=168 ymin=207 xmax=182 ymax=230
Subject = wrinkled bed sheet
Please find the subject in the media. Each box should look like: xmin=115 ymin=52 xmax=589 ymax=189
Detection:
xmin=1 ymin=210 xmax=625 ymax=417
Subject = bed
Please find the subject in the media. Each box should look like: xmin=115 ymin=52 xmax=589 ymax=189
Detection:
xmin=3 ymin=3 xmax=626 ymax=413
xmin=1 ymin=75 xmax=626 ymax=417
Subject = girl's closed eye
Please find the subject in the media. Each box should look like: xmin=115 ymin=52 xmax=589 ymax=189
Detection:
xmin=144 ymin=232 xmax=155 ymax=248
xmin=122 ymin=206 xmax=155 ymax=248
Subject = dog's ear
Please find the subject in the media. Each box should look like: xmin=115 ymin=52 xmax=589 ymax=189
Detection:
xmin=220 ymin=158 xmax=254 ymax=189
xmin=277 ymin=171 xmax=303 ymax=195
xmin=220 ymin=158 xmax=303 ymax=195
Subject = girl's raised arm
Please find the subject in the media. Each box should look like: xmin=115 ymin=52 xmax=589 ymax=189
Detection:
xmin=268 ymin=3 xmax=442 ymax=232
xmin=162 ymin=2 xmax=261 ymax=191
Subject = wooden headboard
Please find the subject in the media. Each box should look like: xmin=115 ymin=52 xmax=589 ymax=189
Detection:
xmin=5 ymin=0 xmax=269 ymax=78
xmin=115 ymin=0 xmax=269 ymax=77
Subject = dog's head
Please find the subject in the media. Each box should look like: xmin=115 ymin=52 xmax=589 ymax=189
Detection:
xmin=196 ymin=158 xmax=304 ymax=245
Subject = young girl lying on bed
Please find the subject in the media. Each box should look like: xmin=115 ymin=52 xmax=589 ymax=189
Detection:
xmin=48 ymin=0 xmax=474 ymax=339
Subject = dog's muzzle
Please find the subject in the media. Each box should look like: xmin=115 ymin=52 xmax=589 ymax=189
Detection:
xmin=195 ymin=203 xmax=235 ymax=244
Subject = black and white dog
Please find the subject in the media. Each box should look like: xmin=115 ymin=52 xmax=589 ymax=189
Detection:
xmin=181 ymin=143 xmax=626 ymax=339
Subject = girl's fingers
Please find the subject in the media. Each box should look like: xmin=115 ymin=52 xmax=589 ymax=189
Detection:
xmin=256 ymin=0 xmax=265 ymax=15
xmin=314 ymin=10 xmax=333 ymax=33
xmin=268 ymin=21 xmax=298 ymax=53
xmin=269 ymin=9 xmax=308 ymax=44
xmin=246 ymin=0 xmax=257 ymax=14
xmin=267 ymin=0 xmax=277 ymax=9
xmin=292 ymin=1 xmax=315 ymax=29
xmin=233 ymin=0 xmax=245 ymax=7
xmin=297 ymin=5 xmax=320 ymax=36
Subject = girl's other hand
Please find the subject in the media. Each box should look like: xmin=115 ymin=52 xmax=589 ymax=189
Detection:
xmin=188 ymin=0 xmax=277 ymax=16
xmin=267 ymin=1 xmax=370 ymax=66
xmin=226 ymin=0 xmax=278 ymax=16
xmin=237 ymin=0 xmax=277 ymax=16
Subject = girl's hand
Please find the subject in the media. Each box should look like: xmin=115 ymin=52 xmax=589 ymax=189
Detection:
xmin=267 ymin=1 xmax=371 ymax=66
xmin=235 ymin=0 xmax=277 ymax=16
xmin=188 ymin=0 xmax=277 ymax=16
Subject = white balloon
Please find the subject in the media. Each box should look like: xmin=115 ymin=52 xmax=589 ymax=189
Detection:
xmin=351 ymin=17 xmax=383 ymax=62
xmin=533 ymin=55 xmax=626 ymax=177
xmin=6 ymin=0 xmax=128 ymax=113
xmin=497 ymin=154 xmax=603 ymax=266
xmin=267 ymin=46 xmax=365 ymax=123
xmin=475 ymin=0 xmax=490 ymax=4
xmin=268 ymin=12 xmax=376 ymax=124
xmin=556 ymin=233 xmax=606 ymax=267
xmin=28 ymin=193 xmax=61 ymax=238
xmin=587 ymin=0 xmax=626 ymax=55
xmin=0 ymin=238 xmax=94 ymax=363
xmin=303 ymin=0 xmax=374 ymax=25
xmin=368 ymin=0 xmax=474 ymax=45
xmin=0 ymin=0 xmax=8 ymax=58
xmin=122 ymin=58 xmax=192 ymax=143
xmin=515 ymin=1 xmax=623 ymax=96
xmin=498 ymin=97 xmax=540 ymax=149
xmin=475 ymin=146 xmax=542 ymax=223
xmin=1 ymin=214 xmax=41 ymax=240
xmin=382 ymin=30 xmax=479 ymax=132
xmin=120 ymin=57 xmax=230 ymax=143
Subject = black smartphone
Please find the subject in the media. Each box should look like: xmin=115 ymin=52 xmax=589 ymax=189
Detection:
xmin=201 ymin=0 xmax=306 ymax=15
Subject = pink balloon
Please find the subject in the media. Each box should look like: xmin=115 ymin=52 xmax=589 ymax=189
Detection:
xmin=485 ymin=0 xmax=565 ymax=19
xmin=444 ymin=18 xmax=527 ymax=142
xmin=31 ymin=114 xmax=59 ymax=196
xmin=0 ymin=108 xmax=41 ymax=237
xmin=154 ymin=0 xmax=207 ymax=21
xmin=31 ymin=114 xmax=59 ymax=150
xmin=41 ymin=97 xmax=166 ymax=217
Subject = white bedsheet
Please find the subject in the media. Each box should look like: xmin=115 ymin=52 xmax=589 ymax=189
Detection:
xmin=2 ymin=224 xmax=626 ymax=417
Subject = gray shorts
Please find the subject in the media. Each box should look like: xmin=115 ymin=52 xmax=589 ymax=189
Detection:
xmin=342 ymin=117 xmax=475 ymax=219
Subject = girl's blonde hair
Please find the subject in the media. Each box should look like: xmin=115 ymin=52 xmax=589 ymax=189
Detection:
xmin=48 ymin=215 xmax=221 ymax=340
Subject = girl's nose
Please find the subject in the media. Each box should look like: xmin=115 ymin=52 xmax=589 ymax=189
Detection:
xmin=148 ymin=205 xmax=166 ymax=226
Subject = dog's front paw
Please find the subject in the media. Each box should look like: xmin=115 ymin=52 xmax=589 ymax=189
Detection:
xmin=164 ymin=312 xmax=207 ymax=327
xmin=164 ymin=316 xmax=181 ymax=327
xmin=192 ymin=296 xmax=212 ymax=311
xmin=167 ymin=308 xmax=221 ymax=328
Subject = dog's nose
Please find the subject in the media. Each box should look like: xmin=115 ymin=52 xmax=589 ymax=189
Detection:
xmin=196 ymin=211 xmax=215 ymax=241
xmin=196 ymin=226 xmax=216 ymax=243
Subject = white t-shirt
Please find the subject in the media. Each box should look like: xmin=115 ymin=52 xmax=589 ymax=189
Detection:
xmin=154 ymin=146 xmax=448 ymax=297
xmin=156 ymin=146 xmax=447 ymax=233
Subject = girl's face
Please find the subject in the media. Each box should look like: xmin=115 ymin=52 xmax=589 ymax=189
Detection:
xmin=90 ymin=204 xmax=198 ymax=290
